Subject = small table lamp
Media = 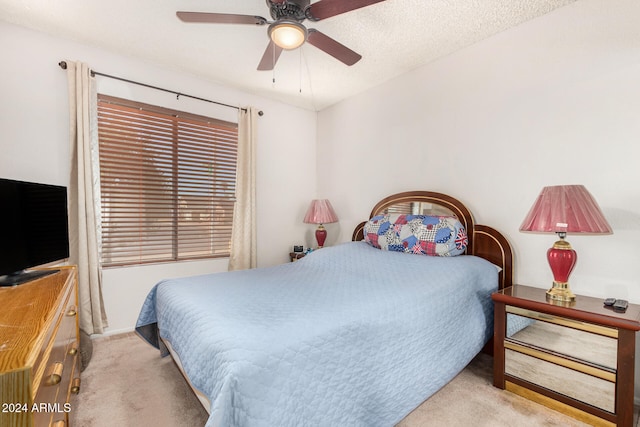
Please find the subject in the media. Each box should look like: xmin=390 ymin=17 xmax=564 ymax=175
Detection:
xmin=520 ymin=185 xmax=612 ymax=303
xmin=303 ymin=199 xmax=338 ymax=248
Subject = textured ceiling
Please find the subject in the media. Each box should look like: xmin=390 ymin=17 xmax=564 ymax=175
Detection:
xmin=0 ymin=0 xmax=577 ymax=111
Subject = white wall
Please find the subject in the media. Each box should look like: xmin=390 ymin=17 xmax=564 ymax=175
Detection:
xmin=318 ymin=0 xmax=640 ymax=301
xmin=0 ymin=21 xmax=317 ymax=334
xmin=317 ymin=0 xmax=640 ymax=398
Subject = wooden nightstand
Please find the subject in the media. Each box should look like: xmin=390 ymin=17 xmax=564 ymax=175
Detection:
xmin=492 ymin=285 xmax=640 ymax=427
xmin=289 ymin=252 xmax=305 ymax=262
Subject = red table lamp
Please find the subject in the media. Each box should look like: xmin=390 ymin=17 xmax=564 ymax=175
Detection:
xmin=520 ymin=185 xmax=612 ymax=303
xmin=303 ymin=199 xmax=338 ymax=248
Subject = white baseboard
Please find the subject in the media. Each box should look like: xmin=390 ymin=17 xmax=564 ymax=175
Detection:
xmin=90 ymin=326 xmax=135 ymax=338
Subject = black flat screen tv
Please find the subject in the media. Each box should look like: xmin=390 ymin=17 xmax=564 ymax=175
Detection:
xmin=0 ymin=178 xmax=70 ymax=286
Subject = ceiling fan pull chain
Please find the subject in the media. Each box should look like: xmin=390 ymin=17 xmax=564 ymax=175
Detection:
xmin=272 ymin=45 xmax=276 ymax=85
xmin=299 ymin=48 xmax=303 ymax=93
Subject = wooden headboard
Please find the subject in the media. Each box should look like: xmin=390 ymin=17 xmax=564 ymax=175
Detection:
xmin=351 ymin=191 xmax=513 ymax=289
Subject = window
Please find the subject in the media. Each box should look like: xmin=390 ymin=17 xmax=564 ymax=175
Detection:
xmin=97 ymin=94 xmax=238 ymax=267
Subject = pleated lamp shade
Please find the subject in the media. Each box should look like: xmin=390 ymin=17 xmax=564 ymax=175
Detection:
xmin=520 ymin=185 xmax=612 ymax=234
xmin=303 ymin=199 xmax=338 ymax=248
xmin=303 ymin=199 xmax=338 ymax=225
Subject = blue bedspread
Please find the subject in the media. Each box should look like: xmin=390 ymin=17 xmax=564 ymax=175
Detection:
xmin=136 ymin=241 xmax=498 ymax=427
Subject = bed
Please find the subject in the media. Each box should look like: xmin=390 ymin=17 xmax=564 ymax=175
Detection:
xmin=136 ymin=191 xmax=513 ymax=427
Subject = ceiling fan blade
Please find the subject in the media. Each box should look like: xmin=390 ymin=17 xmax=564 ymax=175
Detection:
xmin=176 ymin=11 xmax=267 ymax=25
xmin=307 ymin=0 xmax=386 ymax=21
xmin=307 ymin=29 xmax=361 ymax=66
xmin=257 ymin=41 xmax=284 ymax=71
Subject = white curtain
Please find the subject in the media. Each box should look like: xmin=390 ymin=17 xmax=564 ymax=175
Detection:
xmin=228 ymin=107 xmax=258 ymax=271
xmin=66 ymin=61 xmax=108 ymax=334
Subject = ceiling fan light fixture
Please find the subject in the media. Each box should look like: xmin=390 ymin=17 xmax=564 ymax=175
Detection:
xmin=268 ymin=20 xmax=307 ymax=50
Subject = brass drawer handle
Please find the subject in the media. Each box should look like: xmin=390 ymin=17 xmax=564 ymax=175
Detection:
xmin=44 ymin=362 xmax=64 ymax=386
xmin=66 ymin=307 xmax=77 ymax=317
xmin=71 ymin=377 xmax=81 ymax=394
xmin=68 ymin=342 xmax=78 ymax=356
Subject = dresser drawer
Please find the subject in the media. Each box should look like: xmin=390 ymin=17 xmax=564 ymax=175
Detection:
xmin=33 ymin=281 xmax=76 ymax=400
xmin=34 ymin=287 xmax=78 ymax=427
xmin=505 ymin=347 xmax=615 ymax=412
xmin=507 ymin=313 xmax=617 ymax=369
xmin=50 ymin=353 xmax=79 ymax=427
xmin=33 ymin=351 xmax=77 ymax=427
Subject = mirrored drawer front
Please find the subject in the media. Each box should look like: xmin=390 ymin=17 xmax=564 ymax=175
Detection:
xmin=507 ymin=310 xmax=617 ymax=370
xmin=505 ymin=348 xmax=615 ymax=412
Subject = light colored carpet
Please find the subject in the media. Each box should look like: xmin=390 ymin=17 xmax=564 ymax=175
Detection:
xmin=69 ymin=332 xmax=627 ymax=427
xmin=397 ymin=352 xmax=589 ymax=427
xmin=69 ymin=333 xmax=209 ymax=427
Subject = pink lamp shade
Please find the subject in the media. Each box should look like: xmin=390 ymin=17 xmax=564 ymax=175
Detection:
xmin=520 ymin=185 xmax=612 ymax=235
xmin=519 ymin=185 xmax=612 ymax=303
xmin=303 ymin=199 xmax=338 ymax=248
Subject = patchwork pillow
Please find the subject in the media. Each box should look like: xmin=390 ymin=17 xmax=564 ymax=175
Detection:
xmin=363 ymin=214 xmax=468 ymax=256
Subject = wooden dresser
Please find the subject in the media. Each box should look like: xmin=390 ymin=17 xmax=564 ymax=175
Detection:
xmin=0 ymin=266 xmax=81 ymax=427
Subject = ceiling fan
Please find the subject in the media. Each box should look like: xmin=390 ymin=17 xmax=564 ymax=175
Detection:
xmin=177 ymin=0 xmax=387 ymax=71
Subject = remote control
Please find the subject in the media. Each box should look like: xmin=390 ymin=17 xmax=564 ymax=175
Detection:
xmin=613 ymin=299 xmax=628 ymax=312
xmin=604 ymin=298 xmax=616 ymax=306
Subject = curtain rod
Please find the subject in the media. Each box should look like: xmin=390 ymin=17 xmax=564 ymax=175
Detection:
xmin=58 ymin=61 xmax=263 ymax=116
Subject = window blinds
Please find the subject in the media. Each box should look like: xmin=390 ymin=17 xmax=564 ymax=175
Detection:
xmin=97 ymin=94 xmax=238 ymax=267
